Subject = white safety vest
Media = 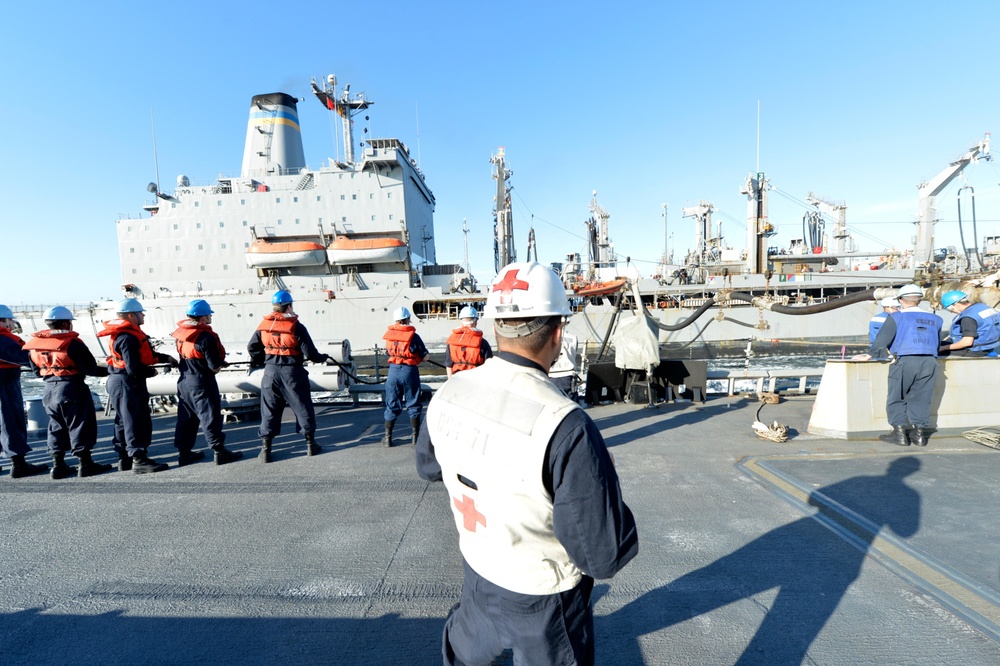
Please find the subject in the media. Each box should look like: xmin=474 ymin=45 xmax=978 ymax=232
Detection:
xmin=426 ymin=356 xmax=583 ymax=595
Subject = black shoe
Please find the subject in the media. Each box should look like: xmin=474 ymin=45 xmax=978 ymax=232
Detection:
xmin=878 ymin=425 xmax=910 ymax=447
xmin=10 ymin=454 xmax=48 ymax=479
xmin=177 ymin=449 xmax=207 ymax=466
xmin=118 ymin=452 xmax=133 ymax=472
xmin=50 ymin=455 xmax=77 ymax=480
xmin=259 ymin=437 xmax=273 ymax=464
xmin=409 ymin=416 xmax=422 ymax=447
xmin=214 ymin=447 xmax=243 ymax=465
xmin=911 ymin=428 xmax=930 ymax=447
xmin=132 ymin=454 xmax=169 ymax=474
xmin=305 ymin=435 xmax=321 ymax=456
xmin=382 ymin=420 xmax=394 ymax=448
xmin=78 ymin=457 xmax=113 ymax=478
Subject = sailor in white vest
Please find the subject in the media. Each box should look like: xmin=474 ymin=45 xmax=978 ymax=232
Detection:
xmin=417 ymin=261 xmax=638 ymax=666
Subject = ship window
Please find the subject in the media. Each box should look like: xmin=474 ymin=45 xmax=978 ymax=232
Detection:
xmin=293 ymin=196 xmax=298 ymax=203
xmin=221 ymin=243 xmax=227 ymax=249
xmin=295 ymin=218 xmax=300 ymax=225
xmin=146 ymin=246 xmax=151 ymax=252
xmin=144 ymin=225 xmax=149 ymax=231
xmin=242 ymin=220 xmax=248 ymax=227
xmin=200 ymin=266 xmax=206 ymax=271
xmin=389 ymin=215 xmax=394 ymax=220
xmin=131 ymin=269 xmax=137 ymax=275
xmin=127 ymin=226 xmax=132 ymax=232
xmin=316 ymin=195 xmax=321 ymax=201
xmin=387 ymin=192 xmax=392 ymax=199
xmin=340 ymin=195 xmax=345 ymax=200
xmin=172 ymin=224 xmax=178 ymax=230
xmin=196 ymin=223 xmax=202 ymax=229
xmin=217 ymin=201 xmax=222 ymax=207
xmin=129 ymin=248 xmax=135 ymax=254
xmin=241 ymin=199 xmax=246 ymax=205
xmin=276 ymin=197 xmax=281 ymax=203
xmin=148 ymin=268 xmax=153 ymax=274
xmin=198 ymin=244 xmax=204 ymax=250
xmin=219 ymin=221 xmax=224 ymax=228
xmin=277 ymin=219 xmax=282 ymax=225
xmin=194 ymin=202 xmax=200 ymax=208
xmin=171 ymin=203 xmax=176 ymax=209
xmin=369 ymin=193 xmax=374 ymax=200
xmin=371 ymin=215 xmax=376 ymax=221
xmin=352 ymin=194 xmax=357 ymax=200
xmin=245 ymin=242 xmax=250 ymax=248
xmin=223 ymin=264 xmax=228 ymax=270
xmin=341 ymin=216 xmax=347 ymax=222
xmin=177 ymin=267 xmax=183 ymax=272
xmin=175 ymin=245 xmax=180 ymax=251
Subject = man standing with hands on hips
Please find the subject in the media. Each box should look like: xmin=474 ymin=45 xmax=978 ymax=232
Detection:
xmin=416 ymin=261 xmax=638 ymax=665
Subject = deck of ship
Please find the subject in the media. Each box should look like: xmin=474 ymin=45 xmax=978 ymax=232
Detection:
xmin=2 ymin=394 xmax=1000 ymax=664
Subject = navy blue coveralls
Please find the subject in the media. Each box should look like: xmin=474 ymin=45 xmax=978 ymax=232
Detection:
xmin=384 ymin=334 xmax=428 ymax=422
xmin=416 ymin=352 xmax=639 ymax=666
xmin=0 ymin=331 xmax=31 ymax=459
xmin=869 ymin=309 xmax=944 ymax=429
xmin=107 ymin=333 xmax=171 ymax=458
xmin=174 ymin=331 xmax=227 ymax=453
xmin=30 ymin=339 xmax=107 ymax=456
xmin=247 ymin=321 xmax=329 ymax=439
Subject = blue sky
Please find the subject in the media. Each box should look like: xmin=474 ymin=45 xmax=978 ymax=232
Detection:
xmin=3 ymin=1 xmax=999 ymax=304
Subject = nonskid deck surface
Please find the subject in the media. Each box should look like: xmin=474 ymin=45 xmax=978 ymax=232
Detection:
xmin=2 ymin=397 xmax=999 ymax=664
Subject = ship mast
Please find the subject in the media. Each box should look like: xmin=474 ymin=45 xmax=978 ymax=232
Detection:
xmin=491 ymin=147 xmax=516 ymax=271
xmin=311 ymin=74 xmax=373 ymax=165
xmin=741 ymin=172 xmax=771 ymax=274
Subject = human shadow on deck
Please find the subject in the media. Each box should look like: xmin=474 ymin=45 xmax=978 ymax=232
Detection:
xmin=601 ymin=457 xmax=922 ymax=665
xmin=594 ymin=398 xmax=755 ymax=449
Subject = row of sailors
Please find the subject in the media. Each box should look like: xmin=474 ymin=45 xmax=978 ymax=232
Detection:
xmin=0 ymin=294 xmax=493 ymax=479
xmin=868 ymin=289 xmax=1000 ymax=357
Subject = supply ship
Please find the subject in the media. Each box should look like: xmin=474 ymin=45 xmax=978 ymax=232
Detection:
xmin=14 ymin=74 xmax=999 ymax=362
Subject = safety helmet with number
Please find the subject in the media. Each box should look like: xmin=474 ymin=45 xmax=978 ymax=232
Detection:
xmin=484 ymin=261 xmax=572 ymax=320
xmin=186 ymin=299 xmax=214 ymax=317
xmin=271 ymin=290 xmax=293 ymax=305
xmin=393 ymin=306 xmax=412 ymax=322
xmin=940 ymin=290 xmax=968 ymax=309
xmin=459 ymin=306 xmax=479 ymax=320
xmin=117 ymin=298 xmax=145 ymax=314
xmin=43 ymin=306 xmax=75 ymax=321
xmin=0 ymin=305 xmax=13 ymax=319
xmin=896 ymin=284 xmax=924 ymax=300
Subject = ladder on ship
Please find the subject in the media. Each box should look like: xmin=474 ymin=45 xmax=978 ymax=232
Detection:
xmin=255 ymin=104 xmax=277 ymax=167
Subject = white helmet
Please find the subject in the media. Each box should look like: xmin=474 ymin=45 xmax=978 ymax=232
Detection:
xmin=484 ymin=262 xmax=571 ymax=338
xmin=459 ymin=305 xmax=479 ymax=320
xmin=879 ymin=297 xmax=900 ymax=308
xmin=897 ymin=284 xmax=924 ymax=300
xmin=393 ymin=306 xmax=412 ymax=322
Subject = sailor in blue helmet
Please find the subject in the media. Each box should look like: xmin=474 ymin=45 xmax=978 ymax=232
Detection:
xmin=938 ymin=290 xmax=1000 ymax=358
xmin=97 ymin=298 xmax=178 ymax=474
xmin=247 ymin=290 xmax=336 ymax=463
xmin=170 ymin=300 xmax=243 ymax=466
xmin=868 ymin=296 xmax=900 ymax=345
xmin=0 ymin=304 xmax=48 ymax=478
xmin=855 ymin=284 xmax=944 ymax=447
xmin=24 ymin=307 xmax=113 ymax=479
xmin=416 ymin=262 xmax=638 ymax=666
xmin=381 ymin=306 xmax=428 ymax=447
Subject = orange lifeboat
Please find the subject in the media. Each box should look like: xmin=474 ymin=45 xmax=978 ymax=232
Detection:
xmin=245 ymin=239 xmax=327 ymax=269
xmin=571 ymin=277 xmax=627 ymax=297
xmin=326 ymin=235 xmax=407 ymax=265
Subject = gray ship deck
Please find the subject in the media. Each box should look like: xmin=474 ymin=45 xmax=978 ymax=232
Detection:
xmin=3 ymin=395 xmax=1000 ymax=664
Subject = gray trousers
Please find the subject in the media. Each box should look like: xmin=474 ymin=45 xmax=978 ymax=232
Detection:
xmin=886 ymin=356 xmax=938 ymax=428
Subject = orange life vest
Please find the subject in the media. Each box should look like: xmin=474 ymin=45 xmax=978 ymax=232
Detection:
xmin=383 ymin=324 xmax=422 ymax=365
xmin=0 ymin=328 xmax=25 ymax=370
xmin=23 ymin=330 xmax=81 ymax=377
xmin=171 ymin=320 xmax=226 ymax=361
xmin=256 ymin=313 xmax=302 ymax=356
xmin=447 ymin=327 xmax=485 ymax=373
xmin=97 ymin=319 xmax=157 ymax=369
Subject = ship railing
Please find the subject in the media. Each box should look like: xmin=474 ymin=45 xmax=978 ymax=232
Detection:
xmin=707 ymin=368 xmax=825 ymax=396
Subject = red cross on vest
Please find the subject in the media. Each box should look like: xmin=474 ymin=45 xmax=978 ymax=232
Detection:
xmin=453 ymin=494 xmax=487 ymax=532
xmin=493 ymin=269 xmax=530 ymax=296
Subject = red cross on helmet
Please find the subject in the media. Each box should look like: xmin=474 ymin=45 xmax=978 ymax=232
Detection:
xmin=483 ymin=261 xmax=571 ymax=320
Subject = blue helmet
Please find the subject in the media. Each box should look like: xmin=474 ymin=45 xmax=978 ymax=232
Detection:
xmin=941 ymin=290 xmax=968 ymax=309
xmin=44 ymin=306 xmax=75 ymax=321
xmin=459 ymin=306 xmax=479 ymax=320
xmin=186 ymin=299 xmax=214 ymax=317
xmin=272 ymin=290 xmax=293 ymax=305
xmin=117 ymin=298 xmax=145 ymax=314
xmin=0 ymin=305 xmax=12 ymax=319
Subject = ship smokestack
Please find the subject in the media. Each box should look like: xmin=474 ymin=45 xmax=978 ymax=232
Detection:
xmin=241 ymin=93 xmax=306 ymax=178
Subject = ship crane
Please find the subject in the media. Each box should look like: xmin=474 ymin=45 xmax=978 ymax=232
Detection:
xmin=311 ymin=74 xmax=373 ymax=165
xmin=914 ymin=133 xmax=991 ymax=270
xmin=491 ymin=147 xmax=516 ymax=272
xmin=588 ymin=191 xmax=613 ymax=271
xmin=806 ymin=192 xmax=848 ymax=254
xmin=682 ymin=201 xmax=715 ymax=265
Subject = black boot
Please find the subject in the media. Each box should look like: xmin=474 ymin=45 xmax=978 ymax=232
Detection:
xmin=177 ymin=449 xmax=207 ymax=466
xmin=132 ymin=451 xmax=169 ymax=474
xmin=305 ymin=433 xmax=321 ymax=456
xmin=77 ymin=451 xmax=112 ymax=478
xmin=382 ymin=420 xmax=395 ymax=448
xmin=259 ymin=437 xmax=273 ymax=463
xmin=409 ymin=415 xmax=422 ymax=447
xmin=878 ymin=425 xmax=910 ymax=447
xmin=50 ymin=452 xmax=76 ymax=480
xmin=911 ymin=427 xmax=930 ymax=447
xmin=10 ymin=454 xmax=48 ymax=478
xmin=214 ymin=446 xmax=243 ymax=465
xmin=118 ymin=450 xmax=132 ymax=472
